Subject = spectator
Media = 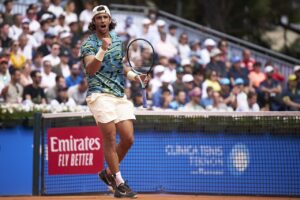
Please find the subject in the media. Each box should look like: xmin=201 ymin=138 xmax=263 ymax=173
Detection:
xmin=157 ymin=19 xmax=166 ymax=35
xmin=20 ymin=62 xmax=33 ymax=87
xmin=164 ymin=58 xmax=177 ymax=83
xmin=219 ymin=77 xmax=235 ymax=107
xmin=140 ymin=18 xmax=153 ymax=43
xmin=182 ymin=74 xmax=195 ymax=103
xmin=282 ymin=74 xmax=300 ymax=111
xmin=41 ymin=60 xmax=56 ymax=90
xmin=248 ymin=62 xmax=265 ymax=89
xmin=79 ymin=0 xmax=93 ymax=32
xmin=241 ymin=49 xmax=255 ymax=71
xmin=246 ymin=91 xmax=260 ymax=111
xmin=0 ymin=56 xmax=10 ymax=99
xmin=53 ymin=49 xmax=71 ymax=78
xmin=149 ymin=65 xmax=165 ymax=94
xmin=21 ymin=19 xmax=39 ymax=49
xmin=172 ymin=66 xmax=185 ymax=94
xmin=209 ymin=91 xmax=233 ymax=111
xmin=37 ymin=33 xmax=55 ymax=57
xmin=50 ymin=87 xmax=76 ymax=107
xmin=48 ymin=0 xmax=64 ymax=18
xmin=32 ymin=52 xmax=44 ymax=71
xmin=45 ymin=75 xmax=66 ymax=102
xmin=169 ymin=90 xmax=186 ymax=110
xmin=155 ymin=32 xmax=178 ymax=59
xmin=294 ymin=65 xmax=300 ymax=86
xmin=160 ymin=88 xmax=173 ymax=109
xmin=181 ymin=58 xmax=193 ymax=74
xmin=69 ymin=19 xmax=81 ymax=46
xmin=33 ymin=14 xmax=53 ymax=46
xmin=193 ymin=69 xmax=205 ymax=88
xmin=42 ymin=42 xmax=61 ymax=67
xmin=182 ymin=87 xmax=204 ymax=111
xmin=68 ymin=78 xmax=88 ymax=105
xmin=1 ymin=68 xmax=23 ymax=103
xmin=2 ymin=0 xmax=14 ymax=26
xmin=8 ymin=13 xmax=23 ymax=41
xmin=206 ymin=48 xmax=227 ymax=78
xmin=177 ymin=33 xmax=191 ymax=60
xmin=201 ymin=86 xmax=214 ymax=109
xmin=189 ymin=39 xmax=202 ymax=69
xmin=18 ymin=33 xmax=33 ymax=61
xmin=9 ymin=41 xmax=26 ymax=70
xmin=152 ymin=74 xmax=173 ymax=108
xmin=201 ymin=70 xmax=221 ymax=98
xmin=64 ymin=0 xmax=78 ymax=26
xmin=37 ymin=0 xmax=55 ymax=21
xmin=23 ymin=70 xmax=47 ymax=104
xmin=166 ymin=24 xmax=178 ymax=48
xmin=59 ymin=31 xmax=72 ymax=54
xmin=0 ymin=23 xmax=12 ymax=49
xmin=232 ymin=78 xmax=248 ymax=111
xmin=218 ymin=39 xmax=230 ymax=63
xmin=257 ymin=66 xmax=282 ymax=111
xmin=199 ymin=38 xmax=216 ymax=66
xmin=65 ymin=63 xmax=82 ymax=88
xmin=69 ymin=42 xmax=81 ymax=66
xmin=229 ymin=56 xmax=249 ymax=86
xmin=54 ymin=13 xmax=70 ymax=34
xmin=116 ymin=16 xmax=139 ymax=42
xmin=132 ymin=92 xmax=143 ymax=108
xmin=24 ymin=6 xmax=40 ymax=33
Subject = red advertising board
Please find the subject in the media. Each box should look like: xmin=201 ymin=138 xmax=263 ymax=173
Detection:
xmin=48 ymin=126 xmax=103 ymax=175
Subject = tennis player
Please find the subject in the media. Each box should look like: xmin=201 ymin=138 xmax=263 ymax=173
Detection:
xmin=80 ymin=5 xmax=146 ymax=198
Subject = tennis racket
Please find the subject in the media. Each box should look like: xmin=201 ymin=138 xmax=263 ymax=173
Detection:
xmin=126 ymin=38 xmax=155 ymax=108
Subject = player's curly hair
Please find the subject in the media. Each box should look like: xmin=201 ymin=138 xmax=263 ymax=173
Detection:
xmin=88 ymin=18 xmax=117 ymax=32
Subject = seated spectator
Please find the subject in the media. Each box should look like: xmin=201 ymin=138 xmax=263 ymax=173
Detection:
xmin=166 ymin=24 xmax=178 ymax=48
xmin=241 ymin=49 xmax=255 ymax=71
xmin=201 ymin=70 xmax=221 ymax=98
xmin=41 ymin=60 xmax=56 ymax=90
xmin=189 ymin=39 xmax=202 ymax=69
xmin=219 ymin=78 xmax=235 ymax=107
xmin=0 ymin=56 xmax=10 ymax=96
xmin=65 ymin=63 xmax=82 ymax=88
xmin=182 ymin=74 xmax=195 ymax=103
xmin=160 ymin=88 xmax=173 ymax=109
xmin=232 ymin=78 xmax=248 ymax=111
xmin=164 ymin=58 xmax=177 ymax=83
xmin=1 ymin=68 xmax=23 ymax=103
xmin=218 ymin=39 xmax=230 ymax=63
xmin=23 ymin=70 xmax=47 ymax=104
xmin=48 ymin=0 xmax=64 ymax=18
xmin=79 ymin=0 xmax=93 ymax=32
xmin=177 ymin=33 xmax=191 ymax=60
xmin=52 ymin=49 xmax=71 ymax=78
xmin=0 ymin=23 xmax=12 ymax=49
xmin=206 ymin=48 xmax=227 ymax=78
xmin=18 ymin=32 xmax=33 ymax=61
xmin=208 ymin=91 xmax=233 ymax=111
xmin=193 ymin=69 xmax=205 ymax=88
xmin=50 ymin=87 xmax=76 ymax=107
xmin=24 ymin=5 xmax=40 ymax=33
xmin=282 ymin=74 xmax=300 ymax=111
xmin=152 ymin=74 xmax=173 ymax=108
xmin=68 ymin=79 xmax=88 ymax=105
xmin=116 ymin=16 xmax=139 ymax=42
xmin=169 ymin=90 xmax=186 ymax=110
xmin=257 ymin=66 xmax=282 ymax=111
xmin=21 ymin=19 xmax=39 ymax=49
xmin=181 ymin=58 xmax=193 ymax=74
xmin=182 ymin=87 xmax=205 ymax=111
xmin=20 ymin=62 xmax=33 ymax=87
xmin=155 ymin=32 xmax=178 ymax=59
xmin=9 ymin=41 xmax=26 ymax=69
xmin=3 ymin=0 xmax=14 ymax=26
xmin=246 ymin=91 xmax=260 ymax=111
xmin=8 ymin=13 xmax=23 ymax=41
xmin=172 ymin=66 xmax=185 ymax=94
xmin=248 ymin=62 xmax=265 ymax=89
xmin=132 ymin=92 xmax=143 ymax=108
xmin=42 ymin=42 xmax=61 ymax=67
xmin=46 ymin=75 xmax=66 ymax=103
xmin=149 ymin=65 xmax=165 ymax=94
xmin=229 ymin=56 xmax=249 ymax=86
xmin=199 ymin=38 xmax=216 ymax=66
xmin=64 ymin=0 xmax=78 ymax=26
xmin=201 ymin=86 xmax=214 ymax=109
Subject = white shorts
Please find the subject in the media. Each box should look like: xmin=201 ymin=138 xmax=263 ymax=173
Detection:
xmin=86 ymin=93 xmax=136 ymax=124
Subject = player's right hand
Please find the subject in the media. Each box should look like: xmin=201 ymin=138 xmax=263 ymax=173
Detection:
xmin=101 ymin=38 xmax=112 ymax=51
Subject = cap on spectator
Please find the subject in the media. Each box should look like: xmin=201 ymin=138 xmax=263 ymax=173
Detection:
xmin=92 ymin=5 xmax=111 ymax=18
xmin=203 ymin=38 xmax=216 ymax=46
xmin=293 ymin=65 xmax=300 ymax=72
xmin=22 ymin=18 xmax=30 ymax=24
xmin=231 ymin=55 xmax=241 ymax=64
xmin=45 ymin=32 xmax=56 ymax=38
xmin=41 ymin=13 xmax=53 ymax=22
xmin=220 ymin=78 xmax=230 ymax=85
xmin=288 ymin=74 xmax=297 ymax=81
xmin=181 ymin=58 xmax=191 ymax=66
xmin=161 ymin=73 xmax=172 ymax=83
xmin=0 ymin=57 xmax=9 ymax=63
xmin=176 ymin=67 xmax=184 ymax=74
xmin=60 ymin=31 xmax=72 ymax=39
xmin=182 ymin=74 xmax=194 ymax=82
xmin=190 ymin=39 xmax=200 ymax=47
xmin=68 ymin=18 xmax=78 ymax=25
xmin=234 ymin=78 xmax=244 ymax=85
xmin=59 ymin=50 xmax=70 ymax=57
xmin=210 ymin=48 xmax=222 ymax=57
xmin=264 ymin=65 xmax=274 ymax=73
xmin=157 ymin=19 xmax=166 ymax=27
xmin=142 ymin=18 xmax=151 ymax=25
xmin=153 ymin=65 xmax=165 ymax=74
xmin=189 ymin=87 xmax=201 ymax=97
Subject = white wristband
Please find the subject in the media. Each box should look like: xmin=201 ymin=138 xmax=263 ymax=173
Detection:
xmin=127 ymin=71 xmax=137 ymax=81
xmin=95 ymin=48 xmax=107 ymax=61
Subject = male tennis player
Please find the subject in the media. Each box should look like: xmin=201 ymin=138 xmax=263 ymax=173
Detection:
xmin=81 ymin=5 xmax=146 ymax=198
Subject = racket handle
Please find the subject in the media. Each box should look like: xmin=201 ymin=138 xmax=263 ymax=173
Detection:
xmin=142 ymin=89 xmax=147 ymax=108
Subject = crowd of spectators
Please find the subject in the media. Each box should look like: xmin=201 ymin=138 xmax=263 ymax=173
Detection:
xmin=0 ymin=0 xmax=299 ymax=112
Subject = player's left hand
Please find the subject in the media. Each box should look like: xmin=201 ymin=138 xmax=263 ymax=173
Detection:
xmin=136 ymin=74 xmax=151 ymax=85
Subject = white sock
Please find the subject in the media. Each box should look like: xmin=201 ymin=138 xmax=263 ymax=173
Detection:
xmin=114 ymin=171 xmax=125 ymax=186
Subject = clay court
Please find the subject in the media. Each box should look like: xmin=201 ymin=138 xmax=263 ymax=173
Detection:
xmin=1 ymin=194 xmax=300 ymax=200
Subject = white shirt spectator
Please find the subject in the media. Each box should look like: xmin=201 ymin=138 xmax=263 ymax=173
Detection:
xmin=41 ymin=71 xmax=56 ymax=89
xmin=50 ymin=97 xmax=76 ymax=107
xmin=166 ymin=34 xmax=178 ymax=48
xmin=79 ymin=9 xmax=93 ymax=32
xmin=19 ymin=45 xmax=33 ymax=60
xmin=48 ymin=3 xmax=64 ymax=18
xmin=42 ymin=54 xmax=61 ymax=67
xmin=68 ymin=85 xmax=87 ymax=105
xmin=236 ymin=92 xmax=248 ymax=111
xmin=178 ymin=43 xmax=191 ymax=60
xmin=8 ymin=25 xmax=22 ymax=41
xmin=60 ymin=63 xmax=71 ymax=78
xmin=33 ymin=29 xmax=46 ymax=47
xmin=155 ymin=40 xmax=178 ymax=59
xmin=163 ymin=67 xmax=177 ymax=83
xmin=65 ymin=12 xmax=78 ymax=26
xmin=199 ymin=48 xmax=211 ymax=66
